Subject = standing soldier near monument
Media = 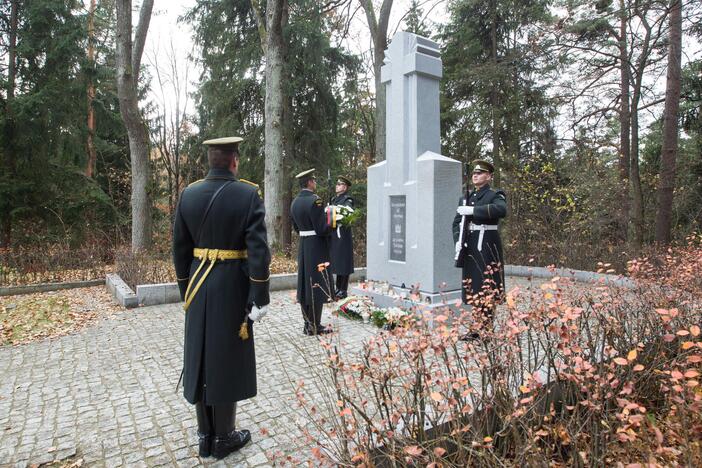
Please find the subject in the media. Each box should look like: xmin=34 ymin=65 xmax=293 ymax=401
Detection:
xmin=291 ymin=168 xmax=340 ymax=335
xmin=452 ymin=159 xmax=507 ymax=340
xmin=172 ymin=137 xmax=271 ymax=459
xmin=328 ymin=175 xmax=354 ymax=299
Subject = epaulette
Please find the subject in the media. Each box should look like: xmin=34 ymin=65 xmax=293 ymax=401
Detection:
xmin=187 ymin=179 xmax=204 ymax=187
xmin=239 ymin=178 xmax=263 ymax=198
xmin=239 ymin=178 xmax=258 ymax=188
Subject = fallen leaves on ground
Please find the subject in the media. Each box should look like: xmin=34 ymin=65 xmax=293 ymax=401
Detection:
xmin=0 ymin=287 xmax=124 ymax=347
xmin=269 ymin=254 xmax=298 ymax=274
xmin=32 ymin=457 xmax=84 ymax=468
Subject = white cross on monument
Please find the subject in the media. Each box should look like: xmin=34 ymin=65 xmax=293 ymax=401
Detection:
xmin=362 ymin=31 xmax=463 ymax=305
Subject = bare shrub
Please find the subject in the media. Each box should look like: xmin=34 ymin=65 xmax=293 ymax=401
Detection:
xmin=0 ymin=241 xmax=114 ymax=286
xmin=296 ymin=236 xmax=702 ymax=466
xmin=114 ymin=246 xmax=174 ymax=290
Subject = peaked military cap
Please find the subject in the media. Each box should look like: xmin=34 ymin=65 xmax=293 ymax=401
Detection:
xmin=295 ymin=168 xmax=316 ymax=179
xmin=472 ymin=159 xmax=495 ymax=173
xmin=203 ymin=136 xmax=243 ymax=146
xmin=336 ymin=175 xmax=352 ymax=187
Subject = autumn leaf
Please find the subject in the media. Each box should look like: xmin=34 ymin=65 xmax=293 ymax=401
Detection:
xmin=627 ymin=349 xmax=637 ymax=361
xmin=430 ymin=392 xmax=443 ymax=402
xmin=310 ymin=447 xmax=323 ymax=460
xmin=403 ymin=445 xmax=422 ymax=456
xmin=433 ymin=447 xmax=446 ymax=457
xmin=691 ymin=325 xmax=701 ymax=337
xmin=613 ymin=357 xmax=629 ymax=366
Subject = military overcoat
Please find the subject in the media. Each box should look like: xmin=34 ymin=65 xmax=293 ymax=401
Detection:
xmin=291 ymin=190 xmax=334 ymax=306
xmin=452 ymin=185 xmax=507 ymax=302
xmin=173 ymin=168 xmax=270 ymax=405
xmin=329 ymin=192 xmax=354 ymax=276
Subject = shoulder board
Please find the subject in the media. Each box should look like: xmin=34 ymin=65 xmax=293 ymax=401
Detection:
xmin=187 ymin=179 xmax=204 ymax=187
xmin=239 ymin=178 xmax=262 ymax=198
xmin=314 ymin=198 xmax=323 ymax=206
xmin=239 ymin=178 xmax=259 ymax=188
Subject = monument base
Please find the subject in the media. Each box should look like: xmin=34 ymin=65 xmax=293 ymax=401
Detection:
xmin=350 ymin=283 xmax=462 ymax=311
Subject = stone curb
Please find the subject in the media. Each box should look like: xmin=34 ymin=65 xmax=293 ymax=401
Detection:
xmin=505 ymin=265 xmax=635 ymax=289
xmin=0 ymin=279 xmax=105 ymax=297
xmin=106 ymin=273 xmax=138 ymax=308
xmin=111 ymin=268 xmax=369 ymax=308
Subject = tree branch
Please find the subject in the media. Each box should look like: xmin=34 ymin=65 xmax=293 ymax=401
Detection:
xmin=251 ymin=0 xmax=268 ymax=54
xmin=132 ymin=0 xmax=154 ymax=82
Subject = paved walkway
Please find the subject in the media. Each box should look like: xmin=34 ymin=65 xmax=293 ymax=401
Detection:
xmin=0 ymin=277 xmax=548 ymax=467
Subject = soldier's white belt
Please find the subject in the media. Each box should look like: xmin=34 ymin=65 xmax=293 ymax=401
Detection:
xmin=468 ymin=223 xmax=498 ymax=252
xmin=299 ymin=230 xmax=316 ymax=237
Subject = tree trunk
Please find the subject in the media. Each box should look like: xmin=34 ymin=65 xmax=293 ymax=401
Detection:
xmin=655 ymin=0 xmax=683 ymax=244
xmin=630 ymin=107 xmax=644 ymax=250
xmin=282 ymin=94 xmax=294 ymax=253
xmin=490 ymin=0 xmax=501 ymax=187
xmin=361 ymin=0 xmax=393 ymax=163
xmin=115 ymin=0 xmax=154 ymax=252
xmin=630 ymin=1 xmax=661 ymax=250
xmin=1 ymin=0 xmax=19 ymax=247
xmin=617 ymin=0 xmax=631 ymax=244
xmin=263 ymin=0 xmax=288 ymax=249
xmin=85 ymin=0 xmax=97 ymax=178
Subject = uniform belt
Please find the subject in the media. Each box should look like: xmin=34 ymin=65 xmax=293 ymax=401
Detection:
xmin=184 ymin=248 xmax=248 ymax=311
xmin=193 ymin=248 xmax=248 ymax=260
xmin=299 ymin=230 xmax=316 ymax=237
xmin=468 ymin=223 xmax=498 ymax=252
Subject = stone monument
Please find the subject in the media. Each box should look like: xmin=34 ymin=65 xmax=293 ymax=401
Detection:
xmin=357 ymin=31 xmax=462 ymax=306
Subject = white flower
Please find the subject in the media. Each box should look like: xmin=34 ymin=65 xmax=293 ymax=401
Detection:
xmin=385 ymin=306 xmax=408 ymax=324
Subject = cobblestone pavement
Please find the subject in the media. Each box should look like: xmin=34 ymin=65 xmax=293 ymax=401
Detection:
xmin=0 ymin=277 xmax=549 ymax=467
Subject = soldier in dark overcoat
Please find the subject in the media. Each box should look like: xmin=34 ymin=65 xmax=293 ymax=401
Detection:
xmin=290 ymin=168 xmax=336 ymax=335
xmin=452 ymin=159 xmax=507 ymax=339
xmin=173 ymin=137 xmax=271 ymax=459
xmin=328 ymin=175 xmax=354 ymax=299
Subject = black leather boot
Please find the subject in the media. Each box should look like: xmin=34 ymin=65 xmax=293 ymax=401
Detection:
xmin=211 ymin=403 xmax=251 ymax=459
xmin=301 ymin=304 xmax=315 ymax=335
xmin=195 ymin=401 xmax=213 ymax=457
xmin=312 ymin=302 xmax=331 ymax=334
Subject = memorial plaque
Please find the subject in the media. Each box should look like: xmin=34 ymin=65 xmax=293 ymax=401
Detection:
xmin=389 ymin=196 xmax=406 ymax=261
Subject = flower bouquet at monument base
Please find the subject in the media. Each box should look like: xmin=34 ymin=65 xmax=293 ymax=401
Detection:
xmin=334 ymin=296 xmax=373 ymax=323
xmin=334 ymin=295 xmax=414 ymax=329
